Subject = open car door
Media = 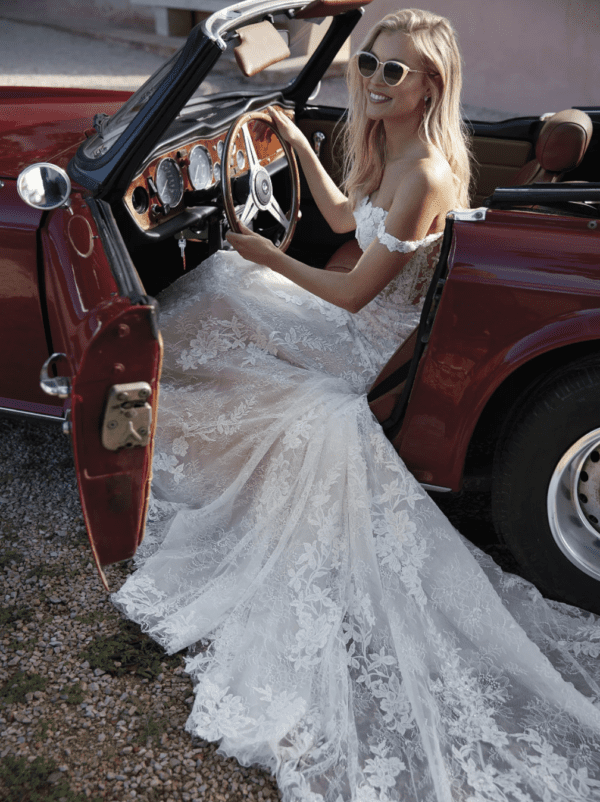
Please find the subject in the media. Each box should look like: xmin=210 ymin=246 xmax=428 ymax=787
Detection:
xmin=40 ymin=194 xmax=162 ymax=589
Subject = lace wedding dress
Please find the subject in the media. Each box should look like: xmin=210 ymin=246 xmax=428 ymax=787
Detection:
xmin=113 ymin=198 xmax=600 ymax=802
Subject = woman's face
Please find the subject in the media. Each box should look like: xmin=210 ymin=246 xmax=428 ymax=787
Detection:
xmin=362 ymin=32 xmax=430 ymax=123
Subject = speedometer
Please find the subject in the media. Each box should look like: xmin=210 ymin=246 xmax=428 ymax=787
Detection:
xmin=189 ymin=145 xmax=212 ymax=191
xmin=155 ymin=158 xmax=184 ymax=208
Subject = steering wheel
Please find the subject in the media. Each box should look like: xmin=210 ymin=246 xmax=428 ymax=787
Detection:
xmin=222 ymin=110 xmax=300 ymax=251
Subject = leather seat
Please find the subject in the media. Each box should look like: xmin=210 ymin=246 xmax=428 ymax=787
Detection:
xmin=510 ymin=108 xmax=592 ymax=186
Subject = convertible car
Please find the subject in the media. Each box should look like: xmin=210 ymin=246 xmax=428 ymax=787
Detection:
xmin=1 ymin=0 xmax=600 ymax=614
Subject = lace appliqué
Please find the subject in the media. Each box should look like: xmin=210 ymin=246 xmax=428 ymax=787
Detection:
xmin=112 ymin=195 xmax=600 ymax=802
xmin=376 ymin=220 xmax=442 ymax=254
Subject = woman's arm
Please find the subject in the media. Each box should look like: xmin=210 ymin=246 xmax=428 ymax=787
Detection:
xmin=268 ymin=107 xmax=356 ymax=235
xmin=228 ymin=228 xmax=417 ymax=313
xmin=227 ymin=164 xmax=448 ymax=313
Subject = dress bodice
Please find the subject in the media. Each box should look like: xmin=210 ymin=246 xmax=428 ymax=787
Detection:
xmin=350 ymin=196 xmax=443 ymax=367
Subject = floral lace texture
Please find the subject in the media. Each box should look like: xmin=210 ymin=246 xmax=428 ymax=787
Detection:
xmin=113 ymin=199 xmax=600 ymax=802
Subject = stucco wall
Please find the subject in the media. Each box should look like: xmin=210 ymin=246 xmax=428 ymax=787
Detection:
xmin=352 ymin=0 xmax=600 ymax=117
xmin=32 ymin=0 xmax=600 ymax=117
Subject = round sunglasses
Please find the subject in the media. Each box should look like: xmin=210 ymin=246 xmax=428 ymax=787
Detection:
xmin=357 ymin=51 xmax=431 ymax=87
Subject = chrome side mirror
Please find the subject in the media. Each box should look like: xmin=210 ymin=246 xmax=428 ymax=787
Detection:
xmin=17 ymin=163 xmax=71 ymax=210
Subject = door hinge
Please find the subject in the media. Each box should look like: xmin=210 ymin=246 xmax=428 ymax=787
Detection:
xmin=101 ymin=382 xmax=152 ymax=451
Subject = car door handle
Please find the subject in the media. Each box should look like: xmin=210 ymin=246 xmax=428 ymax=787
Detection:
xmin=312 ymin=131 xmax=326 ymax=160
xmin=40 ymin=353 xmax=71 ymax=399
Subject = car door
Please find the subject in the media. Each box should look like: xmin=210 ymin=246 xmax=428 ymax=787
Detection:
xmin=40 ymin=192 xmax=162 ymax=589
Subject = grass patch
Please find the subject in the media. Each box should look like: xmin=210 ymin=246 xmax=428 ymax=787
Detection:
xmin=134 ymin=711 xmax=170 ymax=746
xmin=0 ymin=548 xmax=22 ymax=569
xmin=0 ymin=672 xmax=48 ymax=705
xmin=0 ymin=521 xmax=19 ymax=543
xmin=61 ymin=682 xmax=85 ymax=705
xmin=35 ymin=719 xmax=51 ymax=741
xmin=0 ymin=605 xmax=33 ymax=627
xmin=79 ymin=619 xmax=181 ymax=680
xmin=26 ymin=564 xmax=64 ymax=580
xmin=0 ymin=754 xmax=96 ymax=802
xmin=75 ymin=609 xmax=106 ymax=626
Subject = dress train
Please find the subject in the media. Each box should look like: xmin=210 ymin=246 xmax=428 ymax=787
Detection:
xmin=113 ymin=200 xmax=600 ymax=802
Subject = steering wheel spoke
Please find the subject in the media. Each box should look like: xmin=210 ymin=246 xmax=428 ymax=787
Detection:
xmin=240 ymin=196 xmax=259 ymax=225
xmin=222 ymin=109 xmax=300 ymax=251
xmin=241 ymin=123 xmax=259 ymax=170
xmin=266 ymin=195 xmax=289 ymax=228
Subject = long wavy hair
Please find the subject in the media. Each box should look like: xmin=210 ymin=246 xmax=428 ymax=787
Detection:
xmin=343 ymin=8 xmax=473 ymax=210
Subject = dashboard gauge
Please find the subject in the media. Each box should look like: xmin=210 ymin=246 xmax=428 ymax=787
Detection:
xmin=189 ymin=145 xmax=212 ymax=190
xmin=236 ymin=149 xmax=245 ymax=170
xmin=217 ymin=140 xmax=224 ymax=160
xmin=155 ymin=157 xmax=184 ymax=208
xmin=213 ymin=162 xmax=221 ymax=184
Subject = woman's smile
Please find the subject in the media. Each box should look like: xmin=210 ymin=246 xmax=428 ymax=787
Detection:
xmin=368 ymin=89 xmax=391 ymax=103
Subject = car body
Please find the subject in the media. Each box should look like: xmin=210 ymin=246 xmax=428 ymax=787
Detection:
xmin=1 ymin=0 xmax=599 ymax=612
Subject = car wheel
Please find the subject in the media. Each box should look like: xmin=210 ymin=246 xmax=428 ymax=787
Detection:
xmin=492 ymin=362 xmax=600 ymax=614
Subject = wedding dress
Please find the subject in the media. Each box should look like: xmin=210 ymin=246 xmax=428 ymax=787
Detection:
xmin=113 ymin=197 xmax=600 ymax=802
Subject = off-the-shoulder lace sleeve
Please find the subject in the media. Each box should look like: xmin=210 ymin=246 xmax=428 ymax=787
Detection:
xmin=377 ymin=220 xmax=442 ymax=254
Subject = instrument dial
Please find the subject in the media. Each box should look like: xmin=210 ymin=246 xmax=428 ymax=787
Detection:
xmin=189 ymin=145 xmax=212 ymax=191
xmin=155 ymin=157 xmax=184 ymax=208
xmin=217 ymin=140 xmax=224 ymax=160
xmin=213 ymin=162 xmax=221 ymax=184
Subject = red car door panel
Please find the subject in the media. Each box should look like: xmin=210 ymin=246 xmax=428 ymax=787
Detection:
xmin=0 ymin=181 xmax=64 ymax=415
xmin=41 ymin=196 xmax=162 ymax=588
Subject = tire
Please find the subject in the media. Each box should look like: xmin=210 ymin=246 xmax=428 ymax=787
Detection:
xmin=492 ymin=362 xmax=600 ymax=614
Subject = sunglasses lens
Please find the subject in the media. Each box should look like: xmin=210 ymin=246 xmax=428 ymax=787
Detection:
xmin=383 ymin=61 xmax=405 ymax=86
xmin=357 ymin=52 xmax=377 ymax=77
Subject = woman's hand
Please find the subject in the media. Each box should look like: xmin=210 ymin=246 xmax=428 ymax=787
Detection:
xmin=225 ymin=222 xmax=280 ymax=267
xmin=266 ymin=106 xmax=308 ymax=152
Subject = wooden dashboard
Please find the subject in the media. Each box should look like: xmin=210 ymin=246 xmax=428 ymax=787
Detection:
xmin=123 ymin=107 xmax=291 ymax=232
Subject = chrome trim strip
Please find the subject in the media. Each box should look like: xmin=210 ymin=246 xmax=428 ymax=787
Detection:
xmin=447 ymin=208 xmax=487 ymax=222
xmin=0 ymin=406 xmax=65 ymax=423
xmin=420 ymin=483 xmax=452 ymax=493
xmin=203 ymin=0 xmax=307 ymax=47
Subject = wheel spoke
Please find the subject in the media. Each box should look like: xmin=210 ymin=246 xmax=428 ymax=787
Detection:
xmin=266 ymin=195 xmax=289 ymax=228
xmin=242 ymin=124 xmax=259 ymax=170
xmin=240 ymin=196 xmax=259 ymax=225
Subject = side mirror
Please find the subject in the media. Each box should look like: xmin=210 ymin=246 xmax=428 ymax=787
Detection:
xmin=17 ymin=163 xmax=71 ymax=210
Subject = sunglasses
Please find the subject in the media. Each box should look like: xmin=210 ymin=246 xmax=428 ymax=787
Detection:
xmin=357 ymin=51 xmax=431 ymax=87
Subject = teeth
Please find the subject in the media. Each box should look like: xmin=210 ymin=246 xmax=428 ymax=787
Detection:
xmin=369 ymin=92 xmax=390 ymax=102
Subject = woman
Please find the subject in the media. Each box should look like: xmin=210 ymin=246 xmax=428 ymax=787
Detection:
xmin=113 ymin=9 xmax=600 ymax=802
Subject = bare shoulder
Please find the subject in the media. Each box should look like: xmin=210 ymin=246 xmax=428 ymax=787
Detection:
xmin=390 ymin=151 xmax=456 ymax=215
xmin=398 ymin=151 xmax=452 ymax=193
xmin=382 ymin=150 xmax=456 ymax=239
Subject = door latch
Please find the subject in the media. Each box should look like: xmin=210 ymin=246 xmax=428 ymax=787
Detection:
xmin=101 ymin=382 xmax=152 ymax=451
xmin=40 ymin=353 xmax=71 ymax=398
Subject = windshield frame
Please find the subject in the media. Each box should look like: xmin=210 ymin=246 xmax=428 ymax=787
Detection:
xmin=68 ymin=0 xmax=363 ymax=199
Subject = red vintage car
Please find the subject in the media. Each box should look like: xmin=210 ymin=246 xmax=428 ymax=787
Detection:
xmin=1 ymin=0 xmax=599 ymax=613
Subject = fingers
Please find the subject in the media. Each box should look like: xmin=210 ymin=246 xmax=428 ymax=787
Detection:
xmin=225 ymin=221 xmax=253 ymax=243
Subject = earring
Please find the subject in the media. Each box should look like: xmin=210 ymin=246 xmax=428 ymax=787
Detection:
xmin=425 ymin=96 xmax=430 ymax=101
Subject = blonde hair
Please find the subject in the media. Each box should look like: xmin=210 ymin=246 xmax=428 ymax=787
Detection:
xmin=343 ymin=8 xmax=472 ymax=209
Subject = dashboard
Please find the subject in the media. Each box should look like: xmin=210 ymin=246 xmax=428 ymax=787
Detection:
xmin=123 ymin=105 xmax=291 ymax=233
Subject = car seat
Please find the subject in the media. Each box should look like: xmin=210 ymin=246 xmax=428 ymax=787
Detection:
xmin=509 ymin=108 xmax=592 ymax=186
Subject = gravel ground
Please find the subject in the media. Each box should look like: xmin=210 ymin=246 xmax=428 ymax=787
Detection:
xmin=0 ymin=417 xmax=280 ymax=802
xmin=0 ymin=415 xmax=521 ymax=802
